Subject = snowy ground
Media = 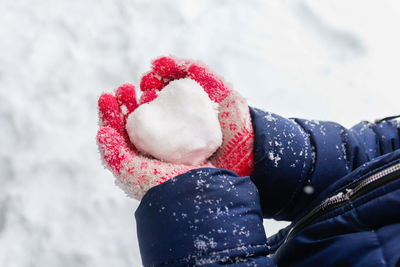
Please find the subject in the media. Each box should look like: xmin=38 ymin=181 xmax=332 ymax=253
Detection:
xmin=1 ymin=0 xmax=400 ymax=266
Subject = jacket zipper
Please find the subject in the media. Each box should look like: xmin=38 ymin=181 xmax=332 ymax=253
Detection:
xmin=284 ymin=161 xmax=400 ymax=242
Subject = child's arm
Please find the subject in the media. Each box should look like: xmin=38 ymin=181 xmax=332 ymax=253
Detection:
xmin=250 ymin=107 xmax=400 ymax=220
xmin=135 ymin=168 xmax=276 ymax=266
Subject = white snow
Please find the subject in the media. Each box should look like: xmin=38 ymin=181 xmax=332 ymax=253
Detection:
xmin=303 ymin=185 xmax=315 ymax=194
xmin=2 ymin=1 xmax=400 ymax=266
xmin=126 ymin=78 xmax=222 ymax=165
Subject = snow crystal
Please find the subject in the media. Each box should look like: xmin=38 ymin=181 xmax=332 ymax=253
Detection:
xmin=264 ymin=112 xmax=277 ymax=122
xmin=120 ymin=105 xmax=128 ymax=116
xmin=268 ymin=151 xmax=282 ymax=167
xmin=126 ymin=78 xmax=222 ymax=165
xmin=303 ymin=185 xmax=314 ymax=194
xmin=193 ymin=235 xmax=218 ymax=251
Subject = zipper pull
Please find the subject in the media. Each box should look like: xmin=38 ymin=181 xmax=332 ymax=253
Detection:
xmin=321 ymin=189 xmax=353 ymax=210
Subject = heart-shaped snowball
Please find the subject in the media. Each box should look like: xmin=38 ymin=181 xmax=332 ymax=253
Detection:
xmin=126 ymin=78 xmax=222 ymax=165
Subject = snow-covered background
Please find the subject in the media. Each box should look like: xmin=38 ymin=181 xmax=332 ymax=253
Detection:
xmin=1 ymin=0 xmax=400 ymax=266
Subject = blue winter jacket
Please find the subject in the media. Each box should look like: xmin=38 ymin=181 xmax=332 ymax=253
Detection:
xmin=135 ymin=107 xmax=400 ymax=266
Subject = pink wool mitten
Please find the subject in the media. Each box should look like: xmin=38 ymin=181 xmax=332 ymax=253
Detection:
xmin=97 ymin=57 xmax=254 ymax=199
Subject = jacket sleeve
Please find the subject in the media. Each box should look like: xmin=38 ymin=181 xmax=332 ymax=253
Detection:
xmin=249 ymin=107 xmax=400 ymax=220
xmin=135 ymin=168 xmax=276 ymax=267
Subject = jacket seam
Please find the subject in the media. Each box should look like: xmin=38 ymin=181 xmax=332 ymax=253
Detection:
xmin=373 ymin=227 xmax=389 ymax=267
xmin=339 ymin=127 xmax=354 ymax=172
xmin=367 ymin=122 xmax=383 ymax=157
xmin=351 ymin=181 xmax=390 ymax=266
xmin=274 ymin=119 xmax=316 ymax=218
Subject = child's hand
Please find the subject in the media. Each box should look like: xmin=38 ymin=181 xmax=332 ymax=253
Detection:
xmin=97 ymin=83 xmax=196 ymax=199
xmin=97 ymin=56 xmax=254 ymax=199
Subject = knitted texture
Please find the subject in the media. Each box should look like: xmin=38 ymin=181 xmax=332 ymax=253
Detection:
xmin=97 ymin=56 xmax=254 ymax=199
